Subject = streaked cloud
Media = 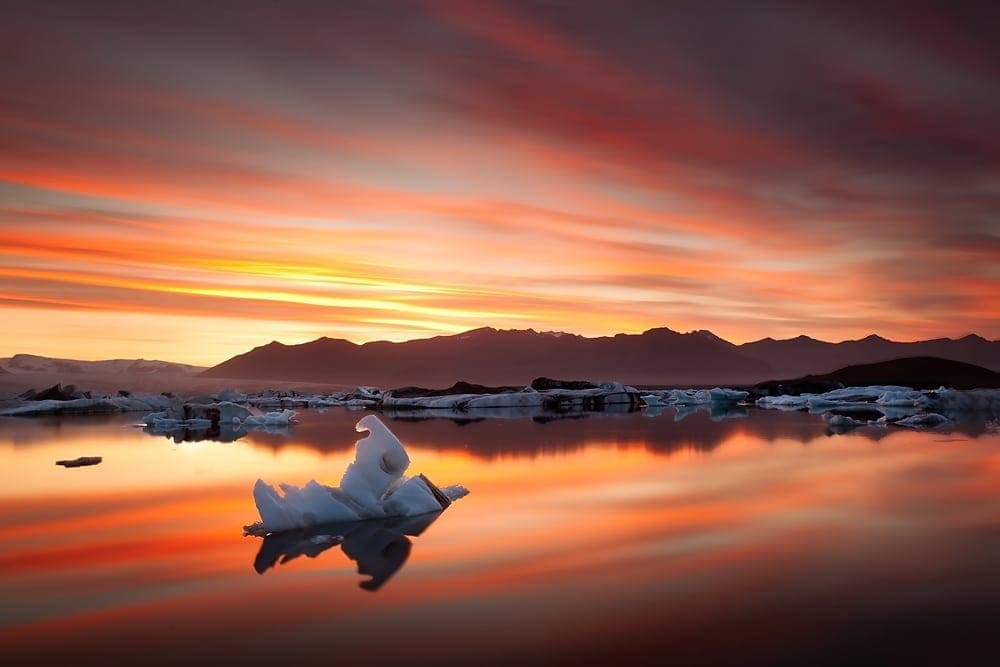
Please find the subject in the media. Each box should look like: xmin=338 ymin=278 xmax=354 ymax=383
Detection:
xmin=0 ymin=1 xmax=996 ymax=364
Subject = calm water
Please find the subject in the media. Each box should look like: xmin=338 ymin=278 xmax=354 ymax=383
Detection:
xmin=1 ymin=408 xmax=998 ymax=665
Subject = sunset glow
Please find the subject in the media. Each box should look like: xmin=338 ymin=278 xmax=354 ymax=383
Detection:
xmin=1 ymin=2 xmax=997 ymax=365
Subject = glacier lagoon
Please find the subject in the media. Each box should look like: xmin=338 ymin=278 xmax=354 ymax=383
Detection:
xmin=1 ymin=407 xmax=998 ymax=665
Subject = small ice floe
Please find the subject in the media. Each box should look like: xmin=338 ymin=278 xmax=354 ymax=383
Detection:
xmin=56 ymin=456 xmax=102 ymax=467
xmin=141 ymin=401 xmax=297 ymax=441
xmin=666 ymin=387 xmax=748 ymax=406
xmin=756 ymin=385 xmax=1000 ymax=432
xmin=246 ymin=414 xmax=468 ymax=535
xmin=0 ymin=393 xmax=172 ymax=417
xmin=894 ymin=413 xmax=949 ymax=429
xmin=823 ymin=413 xmax=863 ymax=432
xmin=669 ymin=389 xmax=712 ymax=406
xmin=709 ymin=387 xmax=749 ymax=403
xmin=928 ymin=388 xmax=1000 ymax=418
xmin=640 ymin=394 xmax=663 ymax=407
xmin=756 ymin=394 xmax=812 ymax=410
xmin=380 ymin=380 xmax=639 ymax=414
xmin=242 ymin=409 xmax=296 ymax=427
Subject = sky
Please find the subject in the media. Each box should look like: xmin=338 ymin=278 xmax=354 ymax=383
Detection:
xmin=1 ymin=1 xmax=997 ymax=365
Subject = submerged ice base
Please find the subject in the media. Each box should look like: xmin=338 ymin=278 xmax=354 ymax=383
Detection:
xmin=250 ymin=414 xmax=468 ymax=534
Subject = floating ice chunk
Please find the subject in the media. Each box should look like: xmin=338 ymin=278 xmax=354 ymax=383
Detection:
xmin=250 ymin=415 xmax=467 ymax=533
xmin=670 ymin=389 xmax=712 ymax=405
xmin=243 ymin=409 xmax=297 ymax=427
xmin=641 ymin=394 xmax=663 ymax=407
xmin=381 ymin=475 xmax=445 ymax=517
xmin=709 ymin=387 xmax=749 ymax=403
xmin=143 ymin=403 xmax=295 ymax=438
xmin=929 ymin=389 xmax=1000 ymax=417
xmin=253 ymin=479 xmax=361 ymax=532
xmin=824 ymin=413 xmax=862 ymax=430
xmin=894 ymin=413 xmax=949 ymax=429
xmin=756 ymin=395 xmax=811 ymax=410
xmin=465 ymin=392 xmax=548 ymax=409
xmin=876 ymin=390 xmax=923 ymax=407
xmin=218 ymin=388 xmax=248 ymax=403
xmin=820 ymin=386 xmax=912 ymax=402
xmin=340 ymin=414 xmax=411 ymax=512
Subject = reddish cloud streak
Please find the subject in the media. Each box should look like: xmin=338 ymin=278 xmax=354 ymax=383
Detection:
xmin=0 ymin=1 xmax=996 ymax=363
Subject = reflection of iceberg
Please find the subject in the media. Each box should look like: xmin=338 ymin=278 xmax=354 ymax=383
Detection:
xmin=250 ymin=512 xmax=441 ymax=591
xmin=674 ymin=404 xmax=749 ymax=422
xmin=247 ymin=415 xmax=468 ymax=534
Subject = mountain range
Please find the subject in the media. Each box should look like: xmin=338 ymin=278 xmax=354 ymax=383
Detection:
xmin=200 ymin=327 xmax=1000 ymax=388
xmin=0 ymin=354 xmax=205 ymax=377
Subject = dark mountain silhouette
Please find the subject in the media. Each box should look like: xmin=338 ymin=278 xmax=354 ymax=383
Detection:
xmin=754 ymin=356 xmax=1000 ymax=395
xmin=202 ymin=327 xmax=1000 ymax=388
xmin=202 ymin=327 xmax=770 ymax=386
xmin=739 ymin=333 xmax=998 ymax=379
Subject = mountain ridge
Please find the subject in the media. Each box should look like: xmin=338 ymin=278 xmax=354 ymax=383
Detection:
xmin=200 ymin=327 xmax=1000 ymax=387
xmin=0 ymin=354 xmax=205 ymax=376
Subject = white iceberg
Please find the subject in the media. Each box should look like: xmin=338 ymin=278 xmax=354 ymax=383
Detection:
xmin=0 ymin=393 xmax=172 ymax=416
xmin=669 ymin=389 xmax=712 ymax=405
xmin=640 ymin=394 xmax=663 ymax=407
xmin=875 ymin=390 xmax=924 ymax=407
xmin=242 ymin=409 xmax=297 ymax=427
xmin=249 ymin=414 xmax=468 ymax=534
xmin=824 ymin=413 xmax=863 ymax=430
xmin=709 ymin=387 xmax=749 ymax=403
xmin=894 ymin=413 xmax=949 ymax=429
xmin=756 ymin=394 xmax=812 ymax=410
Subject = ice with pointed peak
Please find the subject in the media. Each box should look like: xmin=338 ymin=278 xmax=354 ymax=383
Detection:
xmin=641 ymin=394 xmax=662 ymax=407
xmin=249 ymin=414 xmax=468 ymax=534
xmin=709 ymin=387 xmax=749 ymax=403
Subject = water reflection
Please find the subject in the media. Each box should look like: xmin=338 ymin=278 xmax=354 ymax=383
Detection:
xmin=5 ymin=407 xmax=996 ymax=462
xmin=143 ymin=422 xmax=291 ymax=443
xmin=250 ymin=512 xmax=441 ymax=591
xmin=249 ymin=408 xmax=834 ymax=458
xmin=2 ymin=408 xmax=999 ymax=665
xmin=672 ymin=403 xmax=749 ymax=422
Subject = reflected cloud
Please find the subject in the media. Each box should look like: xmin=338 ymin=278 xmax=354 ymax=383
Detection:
xmin=249 ymin=512 xmax=441 ymax=591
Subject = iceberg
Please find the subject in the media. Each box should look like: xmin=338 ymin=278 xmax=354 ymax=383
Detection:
xmin=247 ymin=414 xmax=468 ymax=534
xmin=755 ymin=385 xmax=1000 ymax=433
xmin=141 ymin=401 xmax=297 ymax=441
xmin=0 ymin=393 xmax=172 ymax=416
xmin=823 ymin=413 xmax=863 ymax=431
xmin=640 ymin=394 xmax=663 ymax=407
xmin=242 ymin=408 xmax=297 ymax=427
xmin=894 ymin=413 xmax=949 ymax=429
